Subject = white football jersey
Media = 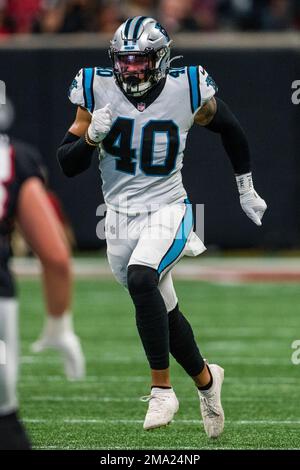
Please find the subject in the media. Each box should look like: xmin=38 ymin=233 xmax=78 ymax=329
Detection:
xmin=69 ymin=65 xmax=217 ymax=214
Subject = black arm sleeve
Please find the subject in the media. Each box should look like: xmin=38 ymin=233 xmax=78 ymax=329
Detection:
xmin=57 ymin=132 xmax=96 ymax=177
xmin=205 ymin=98 xmax=251 ymax=175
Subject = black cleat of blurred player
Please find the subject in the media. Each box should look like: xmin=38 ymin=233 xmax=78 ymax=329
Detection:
xmin=0 ymin=412 xmax=31 ymax=450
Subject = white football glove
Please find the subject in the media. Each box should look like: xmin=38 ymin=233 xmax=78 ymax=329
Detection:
xmin=87 ymin=103 xmax=112 ymax=143
xmin=31 ymin=313 xmax=86 ymax=381
xmin=236 ymin=173 xmax=267 ymax=226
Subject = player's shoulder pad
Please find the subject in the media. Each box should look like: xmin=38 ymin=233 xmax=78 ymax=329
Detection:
xmin=186 ymin=65 xmax=218 ymax=114
xmin=68 ymin=67 xmax=96 ymax=113
xmin=68 ymin=67 xmax=114 ymax=112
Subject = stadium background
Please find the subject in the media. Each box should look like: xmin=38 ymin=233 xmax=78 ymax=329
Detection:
xmin=1 ymin=0 xmax=300 ymax=451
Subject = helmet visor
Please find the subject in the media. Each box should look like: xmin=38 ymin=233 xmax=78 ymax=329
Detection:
xmin=114 ymin=53 xmax=154 ymax=78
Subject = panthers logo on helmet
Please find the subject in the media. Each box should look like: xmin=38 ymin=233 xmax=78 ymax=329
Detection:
xmin=155 ymin=22 xmax=169 ymax=40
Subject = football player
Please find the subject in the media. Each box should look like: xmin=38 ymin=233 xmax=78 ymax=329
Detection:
xmin=0 ymin=131 xmax=85 ymax=449
xmin=58 ymin=17 xmax=267 ymax=437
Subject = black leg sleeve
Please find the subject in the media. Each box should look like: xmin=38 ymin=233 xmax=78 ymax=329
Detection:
xmin=168 ymin=304 xmax=205 ymax=377
xmin=127 ymin=265 xmax=169 ymax=370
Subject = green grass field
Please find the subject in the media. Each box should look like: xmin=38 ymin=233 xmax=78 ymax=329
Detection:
xmin=18 ymin=279 xmax=300 ymax=450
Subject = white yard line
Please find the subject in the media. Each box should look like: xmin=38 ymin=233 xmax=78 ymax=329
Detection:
xmin=23 ymin=418 xmax=300 ymax=425
xmin=19 ymin=375 xmax=300 ymax=385
xmin=20 ymin=355 xmax=292 ymax=366
xmin=23 ymin=396 xmax=297 ymax=403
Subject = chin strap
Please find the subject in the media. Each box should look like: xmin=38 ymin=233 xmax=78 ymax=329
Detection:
xmin=125 ymin=80 xmax=153 ymax=97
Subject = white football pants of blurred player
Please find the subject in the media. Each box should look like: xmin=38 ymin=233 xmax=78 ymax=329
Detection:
xmin=0 ymin=299 xmax=18 ymax=415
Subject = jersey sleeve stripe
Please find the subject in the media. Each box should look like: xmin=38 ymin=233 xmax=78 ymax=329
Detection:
xmin=90 ymin=68 xmax=95 ymax=112
xmin=187 ymin=66 xmax=201 ymax=113
xmin=157 ymin=199 xmax=193 ymax=275
xmin=83 ymin=68 xmax=95 ymax=113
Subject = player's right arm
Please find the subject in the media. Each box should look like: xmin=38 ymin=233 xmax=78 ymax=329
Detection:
xmin=69 ymin=106 xmax=91 ymax=138
xmin=57 ymin=106 xmax=94 ymax=177
xmin=57 ymin=68 xmax=112 ymax=177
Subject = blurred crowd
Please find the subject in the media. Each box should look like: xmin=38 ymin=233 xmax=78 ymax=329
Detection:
xmin=0 ymin=0 xmax=300 ymax=36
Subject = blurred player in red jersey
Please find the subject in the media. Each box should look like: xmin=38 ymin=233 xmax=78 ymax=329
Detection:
xmin=0 ymin=115 xmax=85 ymax=449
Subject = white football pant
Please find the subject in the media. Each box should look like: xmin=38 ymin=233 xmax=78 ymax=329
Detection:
xmin=105 ymin=201 xmax=205 ymax=312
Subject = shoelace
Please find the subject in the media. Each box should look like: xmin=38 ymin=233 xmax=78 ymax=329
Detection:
xmin=200 ymin=395 xmax=220 ymax=418
xmin=140 ymin=395 xmax=152 ymax=403
xmin=140 ymin=394 xmax=168 ymax=414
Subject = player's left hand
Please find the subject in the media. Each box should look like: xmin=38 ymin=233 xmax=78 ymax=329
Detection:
xmin=236 ymin=173 xmax=267 ymax=226
xmin=239 ymin=189 xmax=267 ymax=226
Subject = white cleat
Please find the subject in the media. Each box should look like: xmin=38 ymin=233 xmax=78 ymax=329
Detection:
xmin=198 ymin=364 xmax=225 ymax=438
xmin=31 ymin=332 xmax=86 ymax=381
xmin=142 ymin=387 xmax=179 ymax=430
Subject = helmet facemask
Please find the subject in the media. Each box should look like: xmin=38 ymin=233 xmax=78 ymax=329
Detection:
xmin=110 ymin=46 xmax=170 ymax=97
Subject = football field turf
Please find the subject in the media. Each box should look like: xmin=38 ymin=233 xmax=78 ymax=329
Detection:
xmin=18 ymin=279 xmax=300 ymax=450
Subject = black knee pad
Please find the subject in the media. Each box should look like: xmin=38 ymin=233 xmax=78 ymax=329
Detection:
xmin=127 ymin=264 xmax=159 ymax=296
